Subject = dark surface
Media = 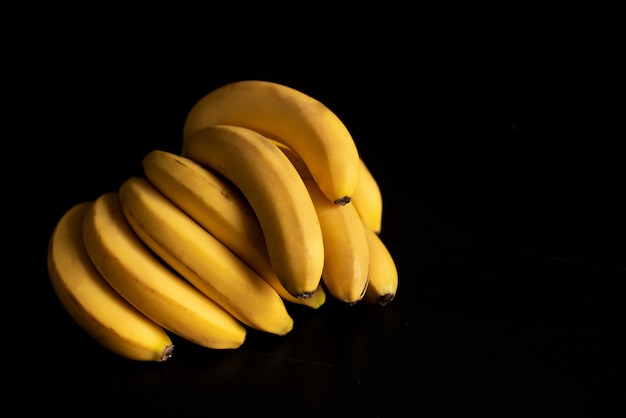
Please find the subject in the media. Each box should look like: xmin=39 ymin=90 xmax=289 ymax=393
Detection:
xmin=13 ymin=11 xmax=625 ymax=418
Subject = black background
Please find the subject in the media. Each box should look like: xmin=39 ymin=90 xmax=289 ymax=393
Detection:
xmin=10 ymin=8 xmax=625 ymax=418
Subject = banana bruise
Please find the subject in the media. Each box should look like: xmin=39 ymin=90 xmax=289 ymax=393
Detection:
xmin=82 ymin=192 xmax=246 ymax=349
xmin=303 ymin=178 xmax=370 ymax=304
xmin=362 ymin=223 xmax=398 ymax=306
xmin=182 ymin=125 xmax=325 ymax=299
xmin=182 ymin=80 xmax=360 ymax=205
xmin=118 ymin=176 xmax=294 ymax=336
xmin=47 ymin=201 xmax=174 ymax=362
xmin=141 ymin=150 xmax=326 ymax=309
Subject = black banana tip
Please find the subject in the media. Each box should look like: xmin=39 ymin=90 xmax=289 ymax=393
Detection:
xmin=377 ymin=294 xmax=395 ymax=307
xmin=334 ymin=196 xmax=351 ymax=206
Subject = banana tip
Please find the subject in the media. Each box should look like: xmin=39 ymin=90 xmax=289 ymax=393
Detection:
xmin=295 ymin=290 xmax=316 ymax=299
xmin=378 ymin=294 xmax=395 ymax=307
xmin=334 ymin=196 xmax=351 ymax=206
xmin=161 ymin=344 xmax=174 ymax=361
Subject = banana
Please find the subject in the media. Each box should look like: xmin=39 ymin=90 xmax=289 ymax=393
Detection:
xmin=273 ymin=140 xmax=383 ymax=234
xmin=270 ymin=140 xmax=313 ymax=179
xmin=118 ymin=176 xmax=294 ymax=336
xmin=47 ymin=201 xmax=174 ymax=362
xmin=182 ymin=79 xmax=361 ymax=205
xmin=303 ymin=177 xmax=370 ymax=304
xmin=141 ymin=149 xmax=326 ymax=309
xmin=181 ymin=124 xmax=324 ymax=299
xmin=362 ymin=223 xmax=398 ymax=306
xmin=82 ymin=192 xmax=246 ymax=349
xmin=352 ymin=159 xmax=383 ymax=234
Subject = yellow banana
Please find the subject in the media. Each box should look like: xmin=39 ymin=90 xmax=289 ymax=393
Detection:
xmin=118 ymin=176 xmax=294 ymax=336
xmin=352 ymin=159 xmax=383 ymax=234
xmin=182 ymin=79 xmax=361 ymax=205
xmin=303 ymin=177 xmax=370 ymax=304
xmin=141 ymin=149 xmax=326 ymax=309
xmin=48 ymin=201 xmax=174 ymax=362
xmin=273 ymin=140 xmax=383 ymax=234
xmin=82 ymin=192 xmax=246 ymax=349
xmin=363 ymin=224 xmax=398 ymax=306
xmin=181 ymin=124 xmax=324 ymax=299
xmin=270 ymin=140 xmax=313 ymax=179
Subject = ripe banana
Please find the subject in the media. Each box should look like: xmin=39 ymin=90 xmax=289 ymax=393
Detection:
xmin=141 ymin=149 xmax=326 ymax=309
xmin=352 ymin=159 xmax=383 ymax=234
xmin=270 ymin=140 xmax=313 ymax=179
xmin=118 ymin=176 xmax=294 ymax=336
xmin=363 ymin=223 xmax=398 ymax=306
xmin=273 ymin=140 xmax=383 ymax=234
xmin=182 ymin=79 xmax=361 ymax=205
xmin=181 ymin=124 xmax=325 ymax=299
xmin=303 ymin=178 xmax=370 ymax=304
xmin=82 ymin=192 xmax=247 ymax=349
xmin=47 ymin=201 xmax=174 ymax=362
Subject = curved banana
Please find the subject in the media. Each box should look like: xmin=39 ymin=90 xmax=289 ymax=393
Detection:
xmin=303 ymin=178 xmax=370 ymax=304
xmin=273 ymin=140 xmax=383 ymax=234
xmin=363 ymin=224 xmax=398 ymax=306
xmin=270 ymin=140 xmax=313 ymax=179
xmin=352 ymin=159 xmax=383 ymax=234
xmin=141 ymin=150 xmax=326 ymax=309
xmin=48 ymin=201 xmax=174 ymax=362
xmin=182 ymin=79 xmax=361 ymax=205
xmin=82 ymin=192 xmax=246 ymax=349
xmin=118 ymin=176 xmax=294 ymax=336
xmin=181 ymin=124 xmax=324 ymax=299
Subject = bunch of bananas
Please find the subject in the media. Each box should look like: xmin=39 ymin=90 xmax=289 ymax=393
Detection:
xmin=47 ymin=80 xmax=398 ymax=362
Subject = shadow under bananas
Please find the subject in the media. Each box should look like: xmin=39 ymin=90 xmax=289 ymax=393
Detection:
xmin=145 ymin=295 xmax=406 ymax=405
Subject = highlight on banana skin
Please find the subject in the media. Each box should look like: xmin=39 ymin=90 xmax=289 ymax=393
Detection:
xmin=47 ymin=80 xmax=398 ymax=361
